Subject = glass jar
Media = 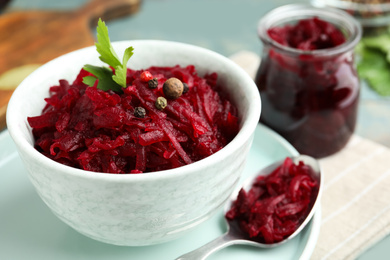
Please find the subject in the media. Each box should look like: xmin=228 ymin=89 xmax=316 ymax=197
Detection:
xmin=255 ymin=4 xmax=362 ymax=158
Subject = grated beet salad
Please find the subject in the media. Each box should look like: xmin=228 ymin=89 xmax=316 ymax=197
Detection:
xmin=225 ymin=157 xmax=319 ymax=244
xmin=267 ymin=17 xmax=346 ymax=50
xmin=27 ymin=65 xmax=239 ymax=174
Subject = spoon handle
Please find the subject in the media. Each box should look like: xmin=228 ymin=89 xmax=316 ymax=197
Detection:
xmin=175 ymin=232 xmax=238 ymax=260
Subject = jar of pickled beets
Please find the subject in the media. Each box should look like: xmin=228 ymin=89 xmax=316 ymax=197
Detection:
xmin=255 ymin=4 xmax=362 ymax=158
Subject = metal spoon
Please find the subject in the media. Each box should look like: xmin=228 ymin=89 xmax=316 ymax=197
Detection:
xmin=175 ymin=155 xmax=322 ymax=260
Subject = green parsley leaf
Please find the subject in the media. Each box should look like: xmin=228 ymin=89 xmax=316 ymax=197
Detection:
xmin=112 ymin=46 xmax=134 ymax=88
xmin=82 ymin=75 xmax=97 ymax=86
xmin=83 ymin=64 xmax=122 ymax=92
xmin=83 ymin=18 xmax=133 ymax=92
xmin=95 ymin=19 xmax=122 ymax=69
xmin=356 ymin=29 xmax=390 ymax=96
xmin=357 ymin=43 xmax=390 ymax=96
xmin=362 ymin=33 xmax=390 ymax=60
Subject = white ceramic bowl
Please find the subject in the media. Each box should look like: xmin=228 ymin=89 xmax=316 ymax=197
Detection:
xmin=6 ymin=40 xmax=261 ymax=246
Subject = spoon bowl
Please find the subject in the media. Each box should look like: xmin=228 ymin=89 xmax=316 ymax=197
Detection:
xmin=175 ymin=154 xmax=322 ymax=260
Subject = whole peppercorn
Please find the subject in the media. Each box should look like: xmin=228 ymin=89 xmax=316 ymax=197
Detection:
xmin=148 ymin=78 xmax=158 ymax=89
xmin=182 ymin=82 xmax=189 ymax=94
xmin=163 ymin=77 xmax=184 ymax=99
xmin=134 ymin=107 xmax=146 ymax=118
xmin=155 ymin=96 xmax=167 ymax=110
xmin=140 ymin=71 xmax=153 ymax=82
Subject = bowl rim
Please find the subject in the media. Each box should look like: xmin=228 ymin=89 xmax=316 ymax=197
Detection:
xmin=7 ymin=39 xmax=261 ymax=182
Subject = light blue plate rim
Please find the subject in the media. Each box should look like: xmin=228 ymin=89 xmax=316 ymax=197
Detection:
xmin=0 ymin=123 xmax=320 ymax=260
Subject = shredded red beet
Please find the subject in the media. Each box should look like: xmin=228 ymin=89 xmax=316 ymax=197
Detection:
xmin=28 ymin=65 xmax=239 ymax=174
xmin=225 ymin=157 xmax=319 ymax=244
xmin=268 ymin=17 xmax=346 ymax=50
xmin=256 ymin=17 xmax=358 ymax=158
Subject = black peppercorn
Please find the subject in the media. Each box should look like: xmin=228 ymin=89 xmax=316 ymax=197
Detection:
xmin=182 ymin=82 xmax=189 ymax=94
xmin=134 ymin=107 xmax=146 ymax=118
xmin=148 ymin=78 xmax=158 ymax=89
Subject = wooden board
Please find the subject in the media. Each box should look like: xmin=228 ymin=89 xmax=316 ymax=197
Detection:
xmin=0 ymin=0 xmax=141 ymax=130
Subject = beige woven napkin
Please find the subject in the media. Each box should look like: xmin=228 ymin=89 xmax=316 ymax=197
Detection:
xmin=230 ymin=51 xmax=390 ymax=260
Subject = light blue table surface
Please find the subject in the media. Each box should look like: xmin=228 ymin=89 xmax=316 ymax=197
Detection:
xmin=3 ymin=0 xmax=390 ymax=259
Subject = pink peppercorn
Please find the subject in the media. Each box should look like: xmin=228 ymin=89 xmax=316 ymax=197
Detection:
xmin=140 ymin=71 xmax=153 ymax=82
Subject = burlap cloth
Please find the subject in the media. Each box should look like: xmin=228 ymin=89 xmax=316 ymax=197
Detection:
xmin=230 ymin=51 xmax=390 ymax=260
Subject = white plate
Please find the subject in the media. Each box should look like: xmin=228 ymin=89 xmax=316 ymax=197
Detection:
xmin=0 ymin=124 xmax=320 ymax=260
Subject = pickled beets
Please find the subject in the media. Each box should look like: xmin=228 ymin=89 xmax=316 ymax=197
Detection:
xmin=225 ymin=157 xmax=319 ymax=244
xmin=268 ymin=17 xmax=346 ymax=50
xmin=27 ymin=65 xmax=239 ymax=173
xmin=256 ymin=17 xmax=360 ymax=158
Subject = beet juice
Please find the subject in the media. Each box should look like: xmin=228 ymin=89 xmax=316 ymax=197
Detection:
xmin=255 ymin=5 xmax=362 ymax=158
